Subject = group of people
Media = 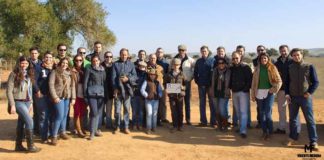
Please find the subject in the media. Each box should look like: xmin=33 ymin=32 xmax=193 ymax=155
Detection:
xmin=6 ymin=41 xmax=319 ymax=153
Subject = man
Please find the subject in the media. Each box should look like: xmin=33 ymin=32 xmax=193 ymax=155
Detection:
xmin=29 ymin=47 xmax=42 ymax=135
xmin=147 ymin=54 xmax=165 ymax=126
xmin=86 ymin=41 xmax=104 ymax=62
xmin=156 ymin=47 xmax=170 ymax=124
xmin=285 ymin=48 xmax=319 ymax=150
xmin=76 ymin=47 xmax=91 ymax=68
xmin=134 ymin=50 xmax=147 ymax=69
xmin=274 ymin=45 xmax=301 ymax=134
xmin=194 ymin=46 xmax=215 ymax=127
xmin=213 ymin=46 xmax=231 ymax=68
xmin=112 ymin=48 xmax=137 ymax=134
xmin=174 ymin=44 xmax=195 ymax=125
xmin=230 ymin=51 xmax=252 ymax=138
xmin=54 ymin=43 xmax=71 ymax=65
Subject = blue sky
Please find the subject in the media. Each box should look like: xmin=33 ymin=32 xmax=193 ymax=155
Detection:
xmin=95 ymin=0 xmax=324 ymax=55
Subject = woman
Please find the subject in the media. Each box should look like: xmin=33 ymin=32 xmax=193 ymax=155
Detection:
xmin=101 ymin=51 xmax=114 ymax=129
xmin=49 ymin=58 xmax=76 ymax=145
xmin=251 ymin=53 xmax=282 ymax=140
xmin=6 ymin=56 xmax=41 ymax=152
xmin=164 ymin=58 xmax=186 ymax=132
xmin=140 ymin=68 xmax=163 ymax=134
xmin=83 ymin=55 xmax=106 ymax=140
xmin=34 ymin=51 xmax=54 ymax=143
xmin=210 ymin=57 xmax=231 ymax=131
xmin=71 ymin=54 xmax=87 ymax=138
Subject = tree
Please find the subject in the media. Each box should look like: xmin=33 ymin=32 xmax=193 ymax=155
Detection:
xmin=0 ymin=0 xmax=116 ymax=59
xmin=303 ymin=49 xmax=310 ymax=57
xmin=266 ymin=48 xmax=279 ymax=57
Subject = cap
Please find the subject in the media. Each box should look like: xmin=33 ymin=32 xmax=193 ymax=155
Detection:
xmin=147 ymin=68 xmax=157 ymax=75
xmin=178 ymin=44 xmax=187 ymax=50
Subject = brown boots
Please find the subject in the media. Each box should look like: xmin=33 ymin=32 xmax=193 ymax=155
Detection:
xmin=74 ymin=117 xmax=86 ymax=138
xmin=15 ymin=129 xmax=41 ymax=153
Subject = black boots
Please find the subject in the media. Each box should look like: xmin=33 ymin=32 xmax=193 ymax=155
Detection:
xmin=15 ymin=127 xmax=27 ymax=152
xmin=25 ymin=129 xmax=41 ymax=153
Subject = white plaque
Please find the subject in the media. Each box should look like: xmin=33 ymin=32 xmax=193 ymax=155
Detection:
xmin=166 ymin=83 xmax=181 ymax=94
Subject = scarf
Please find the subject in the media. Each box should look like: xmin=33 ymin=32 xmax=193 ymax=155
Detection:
xmin=217 ymin=69 xmax=225 ymax=91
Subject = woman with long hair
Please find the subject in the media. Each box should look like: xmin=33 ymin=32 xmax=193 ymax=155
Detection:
xmin=49 ymin=58 xmax=76 ymax=145
xmin=71 ymin=54 xmax=87 ymax=138
xmin=251 ymin=53 xmax=282 ymax=140
xmin=6 ymin=56 xmax=41 ymax=152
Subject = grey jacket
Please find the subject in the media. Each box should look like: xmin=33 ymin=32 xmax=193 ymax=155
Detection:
xmin=83 ymin=65 xmax=106 ymax=98
xmin=49 ymin=69 xmax=76 ymax=100
xmin=6 ymin=72 xmax=33 ymax=106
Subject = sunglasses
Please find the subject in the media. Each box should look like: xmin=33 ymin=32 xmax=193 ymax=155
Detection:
xmin=79 ymin=52 xmax=86 ymax=54
xmin=59 ymin=49 xmax=67 ymax=51
xmin=105 ymin=56 xmax=113 ymax=58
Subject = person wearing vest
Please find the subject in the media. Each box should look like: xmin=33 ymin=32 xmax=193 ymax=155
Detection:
xmin=285 ymin=48 xmax=319 ymax=151
xmin=7 ymin=56 xmax=41 ymax=153
xmin=147 ymin=53 xmax=165 ymax=126
xmin=71 ymin=54 xmax=87 ymax=138
xmin=140 ymin=68 xmax=163 ymax=134
xmin=194 ymin=45 xmax=216 ymax=127
xmin=131 ymin=61 xmax=147 ymax=130
xmin=86 ymin=41 xmax=105 ymax=63
xmin=101 ymin=51 xmax=114 ymax=129
xmin=251 ymin=53 xmax=282 ymax=141
xmin=174 ymin=44 xmax=195 ymax=125
xmin=34 ymin=51 xmax=54 ymax=143
xmin=274 ymin=45 xmax=301 ymax=134
xmin=229 ymin=52 xmax=252 ymax=138
xmin=210 ymin=57 xmax=231 ymax=131
xmin=164 ymin=58 xmax=186 ymax=132
xmin=83 ymin=55 xmax=106 ymax=140
xmin=49 ymin=58 xmax=76 ymax=145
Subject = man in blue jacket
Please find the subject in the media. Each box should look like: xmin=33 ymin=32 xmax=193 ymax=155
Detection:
xmin=112 ymin=48 xmax=138 ymax=134
xmin=194 ymin=46 xmax=215 ymax=127
xmin=285 ymin=48 xmax=319 ymax=150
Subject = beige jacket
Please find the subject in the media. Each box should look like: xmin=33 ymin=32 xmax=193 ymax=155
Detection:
xmin=251 ymin=64 xmax=282 ymax=101
xmin=49 ymin=69 xmax=76 ymax=100
xmin=6 ymin=72 xmax=33 ymax=106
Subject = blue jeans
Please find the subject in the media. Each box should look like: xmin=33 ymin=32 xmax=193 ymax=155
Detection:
xmin=52 ymin=99 xmax=70 ymax=137
xmin=198 ymin=86 xmax=216 ymax=125
xmin=15 ymin=101 xmax=33 ymax=130
xmin=256 ymin=93 xmax=275 ymax=134
xmin=105 ymin=98 xmax=114 ymax=129
xmin=131 ymin=96 xmax=144 ymax=126
xmin=232 ymin=92 xmax=249 ymax=134
xmin=289 ymin=96 xmax=318 ymax=143
xmin=233 ymin=96 xmax=251 ymax=127
xmin=114 ymin=96 xmax=131 ymax=129
xmin=35 ymin=96 xmax=53 ymax=141
xmin=214 ymin=97 xmax=229 ymax=121
xmin=184 ymin=81 xmax=191 ymax=123
xmin=89 ymin=97 xmax=104 ymax=136
xmin=145 ymin=100 xmax=159 ymax=130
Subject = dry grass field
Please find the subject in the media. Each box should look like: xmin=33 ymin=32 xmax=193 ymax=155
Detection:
xmin=0 ymin=57 xmax=323 ymax=160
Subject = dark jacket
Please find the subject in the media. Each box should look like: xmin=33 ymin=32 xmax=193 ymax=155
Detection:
xmin=194 ymin=57 xmax=213 ymax=86
xmin=275 ymin=56 xmax=293 ymax=90
xmin=83 ymin=65 xmax=106 ymax=98
xmin=285 ymin=61 xmax=319 ymax=96
xmin=140 ymin=79 xmax=163 ymax=100
xmin=101 ymin=62 xmax=114 ymax=100
xmin=212 ymin=55 xmax=231 ymax=68
xmin=157 ymin=58 xmax=170 ymax=74
xmin=229 ymin=63 xmax=252 ymax=93
xmin=86 ymin=52 xmax=105 ymax=62
xmin=112 ymin=59 xmax=138 ymax=98
xmin=134 ymin=69 xmax=147 ymax=96
xmin=211 ymin=68 xmax=231 ymax=98
xmin=34 ymin=63 xmax=53 ymax=95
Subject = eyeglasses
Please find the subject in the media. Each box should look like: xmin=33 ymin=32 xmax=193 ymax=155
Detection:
xmin=59 ymin=49 xmax=67 ymax=52
xmin=105 ymin=56 xmax=113 ymax=58
xmin=79 ymin=52 xmax=86 ymax=54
